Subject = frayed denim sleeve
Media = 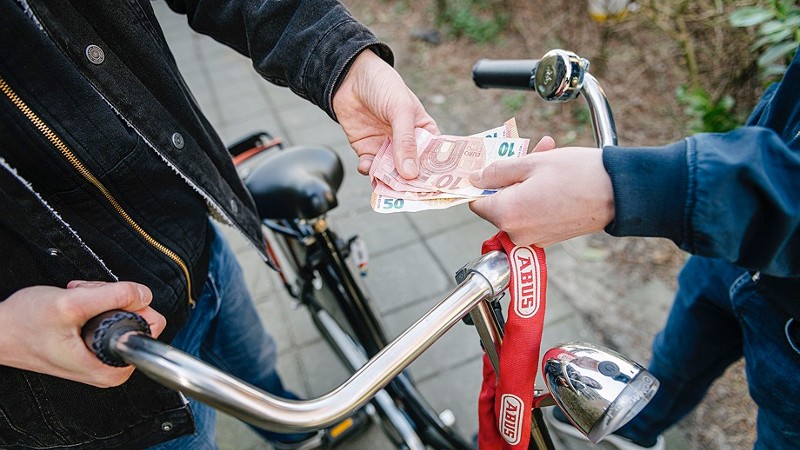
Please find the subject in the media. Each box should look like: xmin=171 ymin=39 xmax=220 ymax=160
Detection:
xmin=164 ymin=0 xmax=392 ymax=119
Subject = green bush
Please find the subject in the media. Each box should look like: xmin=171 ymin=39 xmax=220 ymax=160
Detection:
xmin=434 ymin=0 xmax=509 ymax=43
xmin=675 ymin=84 xmax=742 ymax=134
xmin=730 ymin=0 xmax=800 ymax=80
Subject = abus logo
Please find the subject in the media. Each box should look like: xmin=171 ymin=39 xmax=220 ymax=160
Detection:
xmin=499 ymin=394 xmax=523 ymax=445
xmin=510 ymin=246 xmax=540 ymax=318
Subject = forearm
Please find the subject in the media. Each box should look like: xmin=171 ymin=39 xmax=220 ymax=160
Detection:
xmin=605 ymin=127 xmax=800 ymax=276
xmin=164 ymin=0 xmax=392 ymax=118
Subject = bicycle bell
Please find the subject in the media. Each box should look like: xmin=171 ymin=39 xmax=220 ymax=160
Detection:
xmin=533 ymin=49 xmax=590 ymax=103
xmin=542 ymin=342 xmax=659 ymax=443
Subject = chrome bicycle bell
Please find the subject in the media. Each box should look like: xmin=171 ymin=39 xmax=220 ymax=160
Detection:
xmin=533 ymin=49 xmax=590 ymax=103
xmin=542 ymin=342 xmax=659 ymax=443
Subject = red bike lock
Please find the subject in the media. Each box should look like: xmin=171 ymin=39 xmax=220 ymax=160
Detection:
xmin=478 ymin=231 xmax=548 ymax=449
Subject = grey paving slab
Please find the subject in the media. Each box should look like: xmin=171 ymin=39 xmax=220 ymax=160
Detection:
xmin=363 ymin=242 xmax=453 ymax=313
xmin=333 ymin=211 xmax=418 ymax=255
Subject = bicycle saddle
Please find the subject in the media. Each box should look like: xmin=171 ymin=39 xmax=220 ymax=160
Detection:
xmin=242 ymin=145 xmax=344 ymax=220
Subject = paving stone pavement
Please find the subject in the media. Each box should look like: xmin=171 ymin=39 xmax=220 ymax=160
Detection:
xmin=152 ymin=4 xmax=694 ymax=450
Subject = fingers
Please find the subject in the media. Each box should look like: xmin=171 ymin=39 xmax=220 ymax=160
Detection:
xmin=138 ymin=307 xmax=167 ymax=339
xmin=66 ymin=280 xmax=164 ymax=338
xmin=470 ymin=136 xmax=555 ymax=188
xmin=468 ymin=193 xmax=501 ymax=226
xmin=530 ymin=136 xmax=556 ymax=153
xmin=66 ymin=280 xmax=153 ymax=322
xmin=470 ymin=157 xmax=533 ymax=189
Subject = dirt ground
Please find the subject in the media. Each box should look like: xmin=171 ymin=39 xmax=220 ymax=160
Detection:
xmin=342 ymin=1 xmax=760 ymax=449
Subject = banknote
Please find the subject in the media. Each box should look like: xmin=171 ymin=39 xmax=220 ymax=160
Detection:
xmin=370 ymin=118 xmax=524 ymax=214
xmin=370 ymin=192 xmax=473 ymax=213
xmin=371 ymin=130 xmax=529 ymax=197
xmin=372 ymin=178 xmax=474 ymax=200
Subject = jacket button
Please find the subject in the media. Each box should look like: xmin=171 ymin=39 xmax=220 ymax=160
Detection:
xmin=230 ymin=199 xmax=238 ymax=214
xmin=171 ymin=132 xmax=185 ymax=149
xmin=46 ymin=248 xmax=61 ymax=257
xmin=85 ymin=45 xmax=105 ymax=65
xmin=161 ymin=421 xmax=174 ymax=432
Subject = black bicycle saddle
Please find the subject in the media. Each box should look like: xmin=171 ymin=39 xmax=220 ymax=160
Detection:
xmin=242 ymin=145 xmax=344 ymax=220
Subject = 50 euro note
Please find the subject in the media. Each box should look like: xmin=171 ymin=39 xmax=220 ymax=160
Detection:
xmin=370 ymin=191 xmax=473 ymax=213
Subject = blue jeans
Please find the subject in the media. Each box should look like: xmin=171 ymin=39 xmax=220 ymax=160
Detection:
xmin=618 ymin=256 xmax=800 ymax=449
xmin=149 ymin=225 xmax=311 ymax=449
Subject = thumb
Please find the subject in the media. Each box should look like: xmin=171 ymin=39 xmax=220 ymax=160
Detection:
xmin=470 ymin=157 xmax=534 ymax=189
xmin=357 ymin=154 xmax=374 ymax=176
xmin=66 ymin=280 xmax=153 ymax=320
xmin=390 ymin=110 xmax=420 ymax=180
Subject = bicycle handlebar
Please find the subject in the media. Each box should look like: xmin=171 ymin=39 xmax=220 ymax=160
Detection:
xmin=82 ymin=251 xmax=511 ymax=433
xmin=472 ymin=59 xmax=539 ymax=90
xmin=473 ymin=49 xmax=617 ymax=147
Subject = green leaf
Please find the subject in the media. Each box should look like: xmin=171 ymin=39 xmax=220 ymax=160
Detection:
xmin=758 ymin=41 xmax=798 ymax=67
xmin=759 ymin=20 xmax=785 ymax=35
xmin=779 ymin=0 xmax=796 ymax=12
xmin=762 ymin=63 xmax=789 ymax=78
xmin=730 ymin=7 xmax=775 ymax=27
xmin=760 ymin=27 xmax=793 ymax=46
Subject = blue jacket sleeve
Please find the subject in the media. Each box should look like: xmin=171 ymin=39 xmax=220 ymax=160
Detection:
xmin=603 ymin=48 xmax=800 ymax=277
xmin=604 ymin=128 xmax=800 ymax=277
xmin=163 ymin=0 xmax=392 ymax=120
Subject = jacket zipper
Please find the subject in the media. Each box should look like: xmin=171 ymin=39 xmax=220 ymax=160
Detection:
xmin=0 ymin=77 xmax=194 ymax=306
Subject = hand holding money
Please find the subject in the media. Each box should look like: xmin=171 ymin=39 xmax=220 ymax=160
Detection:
xmin=370 ymin=119 xmax=529 ymax=213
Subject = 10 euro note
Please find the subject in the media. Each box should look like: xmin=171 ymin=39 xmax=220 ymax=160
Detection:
xmin=369 ymin=118 xmax=525 ymax=214
xmin=371 ymin=129 xmax=529 ymax=198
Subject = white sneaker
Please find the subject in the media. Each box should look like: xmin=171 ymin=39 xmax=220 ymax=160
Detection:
xmin=542 ymin=407 xmax=665 ymax=450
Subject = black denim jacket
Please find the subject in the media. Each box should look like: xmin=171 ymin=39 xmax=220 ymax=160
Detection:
xmin=0 ymin=0 xmax=390 ymax=448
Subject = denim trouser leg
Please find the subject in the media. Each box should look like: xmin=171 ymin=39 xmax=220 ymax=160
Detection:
xmin=618 ymin=256 xmax=800 ymax=449
xmin=149 ymin=226 xmax=311 ymax=449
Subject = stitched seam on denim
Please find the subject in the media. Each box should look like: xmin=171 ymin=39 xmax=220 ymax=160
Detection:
xmin=0 ymin=404 xmax=45 ymax=446
xmin=127 ymin=0 xmax=162 ymax=46
xmin=303 ymin=17 xmax=355 ymax=112
xmin=728 ymin=271 xmax=751 ymax=301
xmin=683 ymin=137 xmax=698 ymax=253
xmin=0 ymin=157 xmax=117 ymax=279
xmin=786 ymin=318 xmax=800 ymax=356
xmin=21 ymin=375 xmax=69 ymax=444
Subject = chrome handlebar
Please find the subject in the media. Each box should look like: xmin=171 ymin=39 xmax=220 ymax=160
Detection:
xmin=473 ymin=49 xmax=617 ymax=147
xmin=93 ymin=251 xmax=511 ymax=433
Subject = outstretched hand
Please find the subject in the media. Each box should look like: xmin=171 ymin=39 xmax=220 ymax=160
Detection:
xmin=469 ymin=137 xmax=615 ymax=247
xmin=332 ymin=49 xmax=439 ymax=179
xmin=0 ymin=281 xmax=165 ymax=387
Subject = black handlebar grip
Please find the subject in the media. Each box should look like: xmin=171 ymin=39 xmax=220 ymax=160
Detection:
xmin=472 ymin=59 xmax=539 ymax=90
xmin=81 ymin=310 xmax=151 ymax=367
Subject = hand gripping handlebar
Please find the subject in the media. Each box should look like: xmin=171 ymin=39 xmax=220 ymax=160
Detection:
xmin=82 ymin=251 xmax=511 ymax=433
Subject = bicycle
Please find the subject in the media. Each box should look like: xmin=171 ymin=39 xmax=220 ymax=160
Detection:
xmin=83 ymin=49 xmax=658 ymax=450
